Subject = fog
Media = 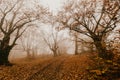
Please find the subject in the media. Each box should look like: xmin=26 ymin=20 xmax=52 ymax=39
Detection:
xmin=0 ymin=0 xmax=119 ymax=60
xmin=6 ymin=0 xmax=68 ymax=59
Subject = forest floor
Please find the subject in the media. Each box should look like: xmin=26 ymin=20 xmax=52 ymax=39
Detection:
xmin=0 ymin=53 xmax=119 ymax=80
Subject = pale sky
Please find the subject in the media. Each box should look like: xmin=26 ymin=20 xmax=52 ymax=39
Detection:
xmin=40 ymin=0 xmax=64 ymax=13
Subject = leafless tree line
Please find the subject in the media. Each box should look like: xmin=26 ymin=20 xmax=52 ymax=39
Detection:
xmin=0 ymin=0 xmax=120 ymax=65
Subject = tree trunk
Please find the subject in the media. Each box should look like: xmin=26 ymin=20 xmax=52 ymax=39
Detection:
xmin=53 ymin=50 xmax=58 ymax=57
xmin=75 ymin=42 xmax=79 ymax=55
xmin=93 ymin=37 xmax=114 ymax=60
xmin=0 ymin=46 xmax=11 ymax=65
xmin=74 ymin=33 xmax=79 ymax=55
xmin=26 ymin=50 xmax=31 ymax=59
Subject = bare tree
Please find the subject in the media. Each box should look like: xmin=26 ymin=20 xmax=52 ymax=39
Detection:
xmin=41 ymin=26 xmax=64 ymax=57
xmin=69 ymin=31 xmax=80 ymax=55
xmin=57 ymin=0 xmax=120 ymax=59
xmin=74 ymin=32 xmax=79 ymax=55
xmin=0 ymin=0 xmax=47 ymax=65
xmin=20 ymin=27 xmax=40 ymax=59
xmin=42 ymin=29 xmax=57 ymax=56
xmin=40 ymin=14 xmax=68 ymax=56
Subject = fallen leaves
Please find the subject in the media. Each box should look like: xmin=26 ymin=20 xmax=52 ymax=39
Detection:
xmin=0 ymin=53 xmax=93 ymax=80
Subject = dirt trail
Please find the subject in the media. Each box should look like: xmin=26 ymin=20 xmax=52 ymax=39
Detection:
xmin=27 ymin=54 xmax=91 ymax=80
xmin=27 ymin=57 xmax=67 ymax=80
xmin=0 ymin=54 xmax=92 ymax=80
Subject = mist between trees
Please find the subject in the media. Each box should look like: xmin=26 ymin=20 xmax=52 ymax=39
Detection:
xmin=0 ymin=0 xmax=120 ymax=65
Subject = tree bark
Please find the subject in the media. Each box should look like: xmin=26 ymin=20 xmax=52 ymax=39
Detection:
xmin=0 ymin=46 xmax=12 ymax=65
xmin=93 ymin=37 xmax=114 ymax=60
